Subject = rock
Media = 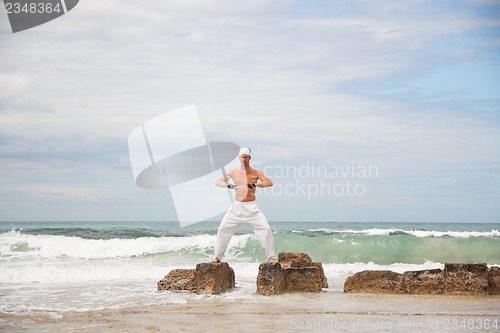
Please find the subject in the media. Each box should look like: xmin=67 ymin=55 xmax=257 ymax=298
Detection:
xmin=401 ymin=269 xmax=444 ymax=294
xmin=488 ymin=266 xmax=500 ymax=295
xmin=157 ymin=262 xmax=235 ymax=294
xmin=157 ymin=269 xmax=195 ymax=291
xmin=256 ymin=252 xmax=328 ymax=295
xmin=311 ymin=262 xmax=329 ymax=289
xmin=344 ymin=270 xmax=402 ymax=294
xmin=194 ymin=262 xmax=235 ymax=294
xmin=256 ymin=263 xmax=286 ymax=296
xmin=444 ymin=263 xmax=488 ymax=295
xmin=278 ymin=252 xmax=312 ymax=268
xmin=343 ymin=264 xmax=499 ymax=296
xmin=286 ymin=267 xmax=323 ymax=292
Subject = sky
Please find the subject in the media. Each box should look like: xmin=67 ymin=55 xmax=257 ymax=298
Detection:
xmin=0 ymin=0 xmax=499 ymax=223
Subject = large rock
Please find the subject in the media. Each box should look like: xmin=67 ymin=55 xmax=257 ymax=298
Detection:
xmin=344 ymin=263 xmax=499 ymax=296
xmin=256 ymin=263 xmax=286 ymax=296
xmin=444 ymin=263 xmax=488 ymax=295
xmin=157 ymin=268 xmax=195 ymax=291
xmin=285 ymin=253 xmax=328 ymax=290
xmin=312 ymin=262 xmax=329 ymax=289
xmin=344 ymin=270 xmax=402 ymax=294
xmin=402 ymin=269 xmax=443 ymax=294
xmin=285 ymin=267 xmax=323 ymax=292
xmin=256 ymin=252 xmax=328 ymax=295
xmin=278 ymin=252 xmax=313 ymax=268
xmin=157 ymin=262 xmax=235 ymax=294
xmin=488 ymin=266 xmax=500 ymax=295
xmin=194 ymin=262 xmax=235 ymax=294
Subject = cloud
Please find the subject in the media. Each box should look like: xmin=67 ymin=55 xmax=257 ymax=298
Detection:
xmin=0 ymin=73 xmax=30 ymax=99
xmin=10 ymin=184 xmax=107 ymax=202
xmin=465 ymin=0 xmax=500 ymax=5
xmin=0 ymin=0 xmax=499 ymax=222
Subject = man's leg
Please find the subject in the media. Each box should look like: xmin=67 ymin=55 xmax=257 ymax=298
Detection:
xmin=249 ymin=210 xmax=276 ymax=262
xmin=213 ymin=207 xmax=241 ymax=261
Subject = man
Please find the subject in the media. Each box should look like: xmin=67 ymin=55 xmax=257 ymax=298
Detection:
xmin=211 ymin=147 xmax=277 ymax=264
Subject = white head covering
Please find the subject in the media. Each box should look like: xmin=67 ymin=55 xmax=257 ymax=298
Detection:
xmin=239 ymin=147 xmax=251 ymax=156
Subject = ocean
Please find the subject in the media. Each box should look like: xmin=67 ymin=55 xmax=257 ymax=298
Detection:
xmin=1 ymin=221 xmax=499 ymax=316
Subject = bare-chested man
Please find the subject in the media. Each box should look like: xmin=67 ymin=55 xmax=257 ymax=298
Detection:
xmin=211 ymin=147 xmax=277 ymax=264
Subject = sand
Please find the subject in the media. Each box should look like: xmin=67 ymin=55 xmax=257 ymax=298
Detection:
xmin=2 ymin=292 xmax=499 ymax=333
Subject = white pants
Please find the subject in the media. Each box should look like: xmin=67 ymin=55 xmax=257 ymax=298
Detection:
xmin=214 ymin=201 xmax=276 ymax=261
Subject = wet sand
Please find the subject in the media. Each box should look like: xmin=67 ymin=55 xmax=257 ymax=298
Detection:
xmin=2 ymin=292 xmax=499 ymax=332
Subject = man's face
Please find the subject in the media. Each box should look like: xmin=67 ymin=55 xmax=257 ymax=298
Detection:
xmin=239 ymin=154 xmax=250 ymax=164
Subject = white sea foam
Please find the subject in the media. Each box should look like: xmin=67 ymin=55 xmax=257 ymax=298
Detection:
xmin=0 ymin=231 xmax=259 ymax=285
xmin=0 ymin=230 xmax=256 ymax=260
xmin=295 ymin=228 xmax=500 ymax=238
xmin=0 ymin=260 xmax=449 ymax=315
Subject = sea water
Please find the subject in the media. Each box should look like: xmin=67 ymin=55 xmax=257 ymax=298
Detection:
xmin=0 ymin=221 xmax=499 ymax=315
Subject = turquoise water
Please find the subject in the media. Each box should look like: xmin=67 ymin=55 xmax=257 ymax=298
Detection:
xmin=1 ymin=221 xmax=498 ymax=264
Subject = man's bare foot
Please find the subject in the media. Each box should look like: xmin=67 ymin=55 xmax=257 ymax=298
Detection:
xmin=267 ymin=257 xmax=278 ymax=265
xmin=210 ymin=257 xmax=220 ymax=263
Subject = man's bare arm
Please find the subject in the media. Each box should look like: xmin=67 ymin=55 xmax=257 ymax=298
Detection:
xmin=256 ymin=171 xmax=273 ymax=188
xmin=215 ymin=169 xmax=234 ymax=188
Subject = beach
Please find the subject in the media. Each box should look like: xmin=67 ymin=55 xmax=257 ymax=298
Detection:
xmin=2 ymin=292 xmax=499 ymax=332
xmin=1 ymin=221 xmax=499 ymax=332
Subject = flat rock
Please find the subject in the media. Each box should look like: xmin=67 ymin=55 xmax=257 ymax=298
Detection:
xmin=344 ymin=263 xmax=498 ymax=296
xmin=402 ymin=269 xmax=443 ymax=294
xmin=285 ymin=267 xmax=322 ymax=292
xmin=488 ymin=266 xmax=500 ymax=295
xmin=256 ymin=252 xmax=328 ymax=295
xmin=311 ymin=262 xmax=329 ymax=289
xmin=344 ymin=270 xmax=402 ymax=294
xmin=157 ymin=262 xmax=235 ymax=294
xmin=256 ymin=263 xmax=286 ymax=296
xmin=443 ymin=263 xmax=488 ymax=295
xmin=278 ymin=252 xmax=313 ymax=268
xmin=157 ymin=269 xmax=195 ymax=291
xmin=194 ymin=262 xmax=235 ymax=294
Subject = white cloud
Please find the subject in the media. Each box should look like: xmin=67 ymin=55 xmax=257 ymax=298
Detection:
xmin=10 ymin=184 xmax=107 ymax=202
xmin=0 ymin=0 xmax=499 ymax=222
xmin=465 ymin=0 xmax=500 ymax=5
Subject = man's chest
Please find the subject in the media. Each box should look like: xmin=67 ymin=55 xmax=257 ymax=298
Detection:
xmin=233 ymin=170 xmax=258 ymax=182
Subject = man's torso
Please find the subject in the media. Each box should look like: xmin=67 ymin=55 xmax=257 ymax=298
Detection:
xmin=231 ymin=167 xmax=260 ymax=202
